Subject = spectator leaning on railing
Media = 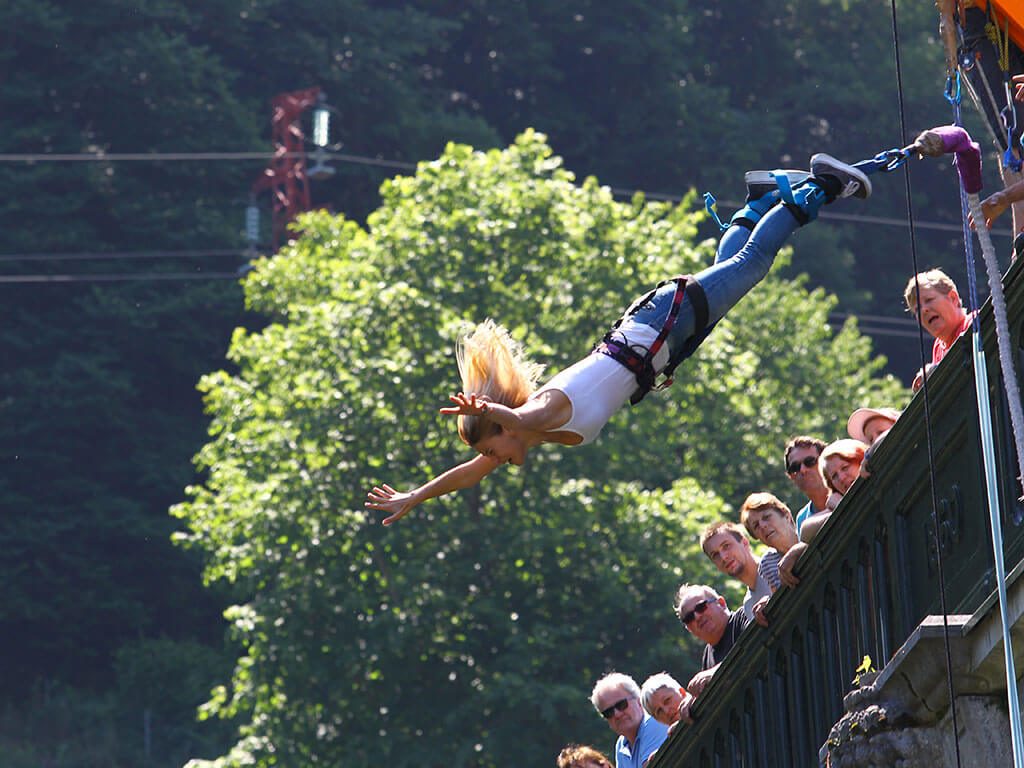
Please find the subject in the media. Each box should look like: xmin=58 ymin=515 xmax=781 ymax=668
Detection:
xmin=640 ymin=672 xmax=692 ymax=733
xmin=904 ymin=268 xmax=974 ymax=391
xmin=699 ymin=521 xmax=771 ymax=623
xmin=779 ymin=439 xmax=868 ymax=588
xmin=847 ymin=406 xmax=901 ymax=478
xmin=783 ymin=436 xmax=830 ymax=538
xmin=739 ymin=492 xmax=800 ymax=625
xmin=673 ymin=583 xmax=751 ymax=723
xmin=591 ymin=672 xmax=669 ymax=768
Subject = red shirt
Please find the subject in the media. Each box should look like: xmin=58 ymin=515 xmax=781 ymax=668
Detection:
xmin=931 ymin=311 xmax=974 ymax=365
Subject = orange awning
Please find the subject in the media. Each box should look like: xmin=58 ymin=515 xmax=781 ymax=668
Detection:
xmin=975 ymin=0 xmax=1024 ymax=54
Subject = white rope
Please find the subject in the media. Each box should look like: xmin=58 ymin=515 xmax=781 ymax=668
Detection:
xmin=968 ymin=192 xmax=1024 ymax=497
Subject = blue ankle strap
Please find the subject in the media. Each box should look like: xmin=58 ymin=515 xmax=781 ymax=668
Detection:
xmin=728 ymin=189 xmax=780 ymax=230
xmin=775 ymin=170 xmax=825 ymax=224
xmin=775 ymin=170 xmax=797 ymax=206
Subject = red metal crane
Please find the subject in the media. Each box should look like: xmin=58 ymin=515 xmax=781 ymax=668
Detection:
xmin=252 ymin=87 xmax=322 ymax=249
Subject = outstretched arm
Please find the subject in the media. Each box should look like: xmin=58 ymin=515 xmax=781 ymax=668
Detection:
xmin=366 ymin=454 xmax=500 ymax=526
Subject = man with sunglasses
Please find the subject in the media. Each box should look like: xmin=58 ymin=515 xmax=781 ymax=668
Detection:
xmin=673 ymin=584 xmax=750 ymax=707
xmin=590 ymin=672 xmax=670 ymax=768
xmin=783 ymin=435 xmax=829 ymax=536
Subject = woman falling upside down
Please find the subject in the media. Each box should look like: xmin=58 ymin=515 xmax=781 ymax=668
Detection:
xmin=366 ymin=154 xmax=872 ymax=525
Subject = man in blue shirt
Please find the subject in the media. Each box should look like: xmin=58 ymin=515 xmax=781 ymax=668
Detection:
xmin=784 ymin=436 xmax=828 ymax=536
xmin=591 ymin=672 xmax=670 ymax=768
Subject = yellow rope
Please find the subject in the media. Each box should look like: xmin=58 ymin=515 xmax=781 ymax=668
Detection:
xmin=985 ymin=9 xmax=1011 ymax=72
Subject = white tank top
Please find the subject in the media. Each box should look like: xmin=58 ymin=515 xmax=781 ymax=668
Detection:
xmin=532 ymin=320 xmax=669 ymax=444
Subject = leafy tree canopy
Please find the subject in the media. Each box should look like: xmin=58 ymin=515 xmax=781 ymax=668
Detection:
xmin=174 ymin=131 xmax=905 ymax=766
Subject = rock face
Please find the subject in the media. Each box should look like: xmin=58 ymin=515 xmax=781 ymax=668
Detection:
xmin=825 ymin=672 xmax=1010 ymax=767
xmin=826 ymin=671 xmax=943 ymax=767
xmin=823 ymin=599 xmax=1024 ymax=768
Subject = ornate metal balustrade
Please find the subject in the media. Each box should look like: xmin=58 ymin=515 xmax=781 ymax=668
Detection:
xmin=652 ymin=257 xmax=1024 ymax=767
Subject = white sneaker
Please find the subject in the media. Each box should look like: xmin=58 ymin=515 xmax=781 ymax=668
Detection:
xmin=810 ymin=153 xmax=872 ymax=199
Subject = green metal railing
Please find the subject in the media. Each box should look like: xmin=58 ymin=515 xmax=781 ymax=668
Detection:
xmin=652 ymin=257 xmax=1024 ymax=768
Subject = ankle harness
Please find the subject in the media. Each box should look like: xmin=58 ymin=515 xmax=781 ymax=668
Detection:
xmin=775 ymin=173 xmax=827 ymax=225
xmin=595 ymin=275 xmax=710 ymax=405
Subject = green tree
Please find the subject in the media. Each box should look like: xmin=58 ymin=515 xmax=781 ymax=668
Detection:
xmin=174 ymin=132 xmax=904 ymax=766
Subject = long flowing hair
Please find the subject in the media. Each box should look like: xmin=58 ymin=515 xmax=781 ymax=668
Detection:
xmin=455 ymin=319 xmax=544 ymax=445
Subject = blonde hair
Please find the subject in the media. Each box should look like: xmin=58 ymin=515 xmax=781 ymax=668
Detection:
xmin=904 ymin=269 xmax=958 ymax=313
xmin=819 ymin=439 xmax=868 ymax=493
xmin=455 ymin=319 xmax=544 ymax=445
xmin=739 ymin=492 xmax=793 ymax=536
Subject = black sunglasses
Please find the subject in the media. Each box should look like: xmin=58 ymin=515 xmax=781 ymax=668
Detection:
xmin=787 ymin=455 xmax=819 ymax=475
xmin=600 ymin=697 xmax=632 ymax=719
xmin=680 ymin=598 xmax=713 ymax=625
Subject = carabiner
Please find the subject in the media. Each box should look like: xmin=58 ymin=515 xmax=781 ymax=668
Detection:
xmin=944 ymin=71 xmax=962 ymax=107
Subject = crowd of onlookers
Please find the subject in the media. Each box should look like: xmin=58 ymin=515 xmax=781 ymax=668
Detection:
xmin=555 ymin=267 xmax=982 ymax=768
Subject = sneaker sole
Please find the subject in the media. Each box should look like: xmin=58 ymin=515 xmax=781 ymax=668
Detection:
xmin=809 ymin=153 xmax=872 ymax=199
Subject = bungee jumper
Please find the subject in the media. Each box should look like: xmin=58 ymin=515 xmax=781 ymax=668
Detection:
xmin=365 ymin=153 xmax=874 ymax=525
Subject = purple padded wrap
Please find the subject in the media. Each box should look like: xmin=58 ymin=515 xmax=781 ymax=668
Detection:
xmin=932 ymin=125 xmax=983 ymax=194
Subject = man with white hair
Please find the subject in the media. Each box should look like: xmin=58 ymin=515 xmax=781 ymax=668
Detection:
xmin=591 ymin=672 xmax=669 ymax=768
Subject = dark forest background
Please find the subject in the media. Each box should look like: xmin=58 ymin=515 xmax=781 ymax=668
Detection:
xmin=1 ymin=1 xmax=1017 ymax=766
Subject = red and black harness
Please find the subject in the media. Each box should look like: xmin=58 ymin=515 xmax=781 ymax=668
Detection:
xmin=594 ymin=274 xmax=711 ymax=405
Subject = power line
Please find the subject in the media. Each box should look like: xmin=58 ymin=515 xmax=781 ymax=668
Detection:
xmin=0 ymin=273 xmax=930 ymax=341
xmin=831 ymin=311 xmax=917 ymax=326
xmin=828 ymin=311 xmax=923 ymax=339
xmin=0 ymin=150 xmax=417 ymax=171
xmin=0 ymin=270 xmax=928 ymax=340
xmin=0 ymin=271 xmax=243 ymax=284
xmin=846 ymin=326 xmax=924 ymax=339
xmin=0 ymin=249 xmax=246 ymax=263
xmin=0 ymin=149 xmax=1012 ymax=235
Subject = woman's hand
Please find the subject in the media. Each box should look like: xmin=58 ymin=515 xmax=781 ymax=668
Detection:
xmin=365 ymin=484 xmax=419 ymax=526
xmin=778 ymin=542 xmax=808 ymax=588
xmin=439 ymin=392 xmax=491 ymax=417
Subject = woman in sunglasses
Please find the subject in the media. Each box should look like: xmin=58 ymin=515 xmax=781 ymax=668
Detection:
xmin=367 ymin=156 xmax=873 ymax=525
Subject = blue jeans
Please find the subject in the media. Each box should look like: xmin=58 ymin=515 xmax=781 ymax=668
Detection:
xmin=624 ymin=204 xmax=800 ymax=360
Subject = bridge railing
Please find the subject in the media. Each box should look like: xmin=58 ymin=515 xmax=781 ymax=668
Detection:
xmin=651 ymin=257 xmax=1024 ymax=768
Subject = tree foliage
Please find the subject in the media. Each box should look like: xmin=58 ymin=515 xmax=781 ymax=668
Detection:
xmin=1 ymin=0 xmax=983 ymax=763
xmin=174 ymin=132 xmax=905 ymax=766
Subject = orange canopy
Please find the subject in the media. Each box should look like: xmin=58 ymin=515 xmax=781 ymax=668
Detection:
xmin=975 ymin=0 xmax=1024 ymax=55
